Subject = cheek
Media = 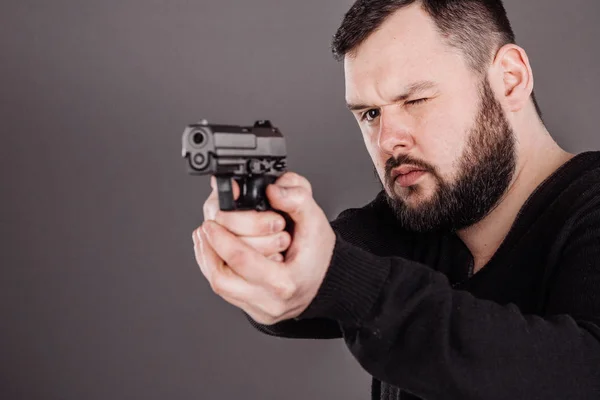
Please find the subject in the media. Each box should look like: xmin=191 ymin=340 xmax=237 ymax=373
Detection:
xmin=361 ymin=127 xmax=377 ymax=158
xmin=363 ymin=137 xmax=387 ymax=177
xmin=419 ymin=111 xmax=470 ymax=177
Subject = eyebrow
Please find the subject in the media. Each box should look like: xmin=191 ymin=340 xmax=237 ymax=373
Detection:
xmin=346 ymin=80 xmax=438 ymax=111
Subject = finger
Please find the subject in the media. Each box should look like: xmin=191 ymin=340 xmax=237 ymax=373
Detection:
xmin=202 ymin=220 xmax=292 ymax=293
xmin=193 ymin=226 xmax=292 ymax=322
xmin=193 ymin=227 xmax=294 ymax=323
xmin=214 ymin=208 xmax=286 ymax=236
xmin=204 ymin=176 xmax=242 ymax=221
xmin=203 ymin=188 xmax=220 ymax=221
xmin=193 ymin=226 xmax=258 ymax=300
xmin=238 ymin=231 xmax=291 ymax=256
xmin=192 ymin=225 xmax=224 ymax=283
xmin=211 ymin=175 xmax=241 ymax=200
xmin=267 ymin=253 xmax=284 ymax=262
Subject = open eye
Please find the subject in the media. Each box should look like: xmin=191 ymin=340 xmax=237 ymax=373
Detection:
xmin=361 ymin=109 xmax=380 ymax=122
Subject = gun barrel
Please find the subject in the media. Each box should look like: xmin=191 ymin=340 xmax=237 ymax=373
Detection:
xmin=182 ymin=120 xmax=287 ymax=176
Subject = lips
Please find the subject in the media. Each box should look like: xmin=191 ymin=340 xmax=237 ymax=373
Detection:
xmin=396 ymin=170 xmax=426 ymax=187
xmin=391 ymin=165 xmax=426 ymax=180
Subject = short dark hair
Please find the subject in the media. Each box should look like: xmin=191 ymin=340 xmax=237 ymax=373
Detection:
xmin=332 ymin=0 xmax=543 ymax=120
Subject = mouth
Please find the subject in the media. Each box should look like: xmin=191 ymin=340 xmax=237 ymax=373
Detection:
xmin=392 ymin=166 xmax=427 ymax=187
xmin=392 ymin=165 xmax=426 ymax=180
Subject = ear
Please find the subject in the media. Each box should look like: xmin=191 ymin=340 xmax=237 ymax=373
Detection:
xmin=492 ymin=44 xmax=534 ymax=113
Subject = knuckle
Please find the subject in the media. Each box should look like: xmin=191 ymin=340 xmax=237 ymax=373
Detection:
xmin=271 ymin=280 xmax=296 ymax=301
xmin=268 ymin=253 xmax=284 ymax=262
xmin=289 ymin=191 xmax=308 ymax=214
xmin=305 ymin=182 xmax=313 ymax=195
xmin=274 ymin=214 xmax=287 ymax=232
xmin=209 ymin=274 xmax=223 ymax=295
xmin=203 ymin=200 xmax=217 ymax=221
xmin=296 ymin=175 xmax=312 ymax=193
xmin=289 ymin=172 xmax=312 ymax=192
xmin=275 ymin=172 xmax=312 ymax=195
xmin=277 ymin=171 xmax=297 ymax=186
xmin=256 ymin=314 xmax=276 ymax=325
xmin=202 ymin=220 xmax=214 ymax=232
xmin=275 ymin=235 xmax=284 ymax=250
xmin=277 ymin=233 xmax=290 ymax=250
xmin=213 ymin=209 xmax=225 ymax=225
xmin=285 ymin=171 xmax=299 ymax=181
xmin=268 ymin=302 xmax=289 ymax=319
xmin=296 ymin=189 xmax=308 ymax=203
xmin=264 ymin=214 xmax=279 ymax=235
xmin=193 ymin=228 xmax=203 ymax=245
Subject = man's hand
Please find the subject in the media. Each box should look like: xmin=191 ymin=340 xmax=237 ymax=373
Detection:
xmin=192 ymin=172 xmax=337 ymax=325
xmin=202 ymin=176 xmax=291 ymax=262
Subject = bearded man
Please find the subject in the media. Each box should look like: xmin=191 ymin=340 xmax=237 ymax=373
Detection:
xmin=193 ymin=1 xmax=600 ymax=399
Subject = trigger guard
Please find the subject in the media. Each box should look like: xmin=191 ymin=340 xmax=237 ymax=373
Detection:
xmin=234 ymin=175 xmax=275 ymax=211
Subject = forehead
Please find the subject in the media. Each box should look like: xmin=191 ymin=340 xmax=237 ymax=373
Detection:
xmin=344 ymin=4 xmax=468 ymax=102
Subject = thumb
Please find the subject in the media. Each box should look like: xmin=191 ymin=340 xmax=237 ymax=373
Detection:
xmin=266 ymin=183 xmax=318 ymax=226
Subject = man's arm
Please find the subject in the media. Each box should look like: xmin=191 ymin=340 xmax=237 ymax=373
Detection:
xmin=296 ymin=214 xmax=600 ymax=399
xmin=243 ymin=311 xmax=341 ymax=339
xmin=244 ymin=204 xmax=381 ymax=339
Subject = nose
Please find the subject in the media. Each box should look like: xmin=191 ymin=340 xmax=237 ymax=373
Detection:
xmin=377 ymin=108 xmax=416 ymax=156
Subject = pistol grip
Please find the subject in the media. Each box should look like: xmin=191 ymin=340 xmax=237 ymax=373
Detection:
xmin=216 ymin=176 xmax=236 ymax=211
xmin=216 ymin=175 xmax=274 ymax=212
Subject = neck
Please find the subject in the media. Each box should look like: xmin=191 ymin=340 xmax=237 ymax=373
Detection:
xmin=456 ymin=125 xmax=574 ymax=274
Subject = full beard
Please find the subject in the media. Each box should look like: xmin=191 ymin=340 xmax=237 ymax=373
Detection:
xmin=380 ymin=77 xmax=517 ymax=233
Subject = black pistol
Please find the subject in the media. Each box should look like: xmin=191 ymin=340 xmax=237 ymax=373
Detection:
xmin=181 ymin=119 xmax=294 ymax=232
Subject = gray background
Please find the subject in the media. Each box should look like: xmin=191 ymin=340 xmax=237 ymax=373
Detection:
xmin=1 ymin=1 xmax=599 ymax=399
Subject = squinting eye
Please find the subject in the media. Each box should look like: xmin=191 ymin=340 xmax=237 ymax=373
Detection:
xmin=362 ymin=109 xmax=380 ymax=122
xmin=406 ymin=98 xmax=428 ymax=106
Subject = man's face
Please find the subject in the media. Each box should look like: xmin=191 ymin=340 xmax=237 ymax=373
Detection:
xmin=344 ymin=5 xmax=517 ymax=232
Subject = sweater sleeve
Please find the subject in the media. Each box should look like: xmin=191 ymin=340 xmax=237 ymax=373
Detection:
xmin=296 ymin=220 xmax=600 ymax=399
xmin=243 ymin=311 xmax=341 ymax=339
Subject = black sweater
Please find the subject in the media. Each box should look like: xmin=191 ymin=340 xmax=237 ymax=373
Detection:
xmin=246 ymin=151 xmax=600 ymax=400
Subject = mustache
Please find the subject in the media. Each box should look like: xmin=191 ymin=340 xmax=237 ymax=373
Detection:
xmin=385 ymin=155 xmax=432 ymax=178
